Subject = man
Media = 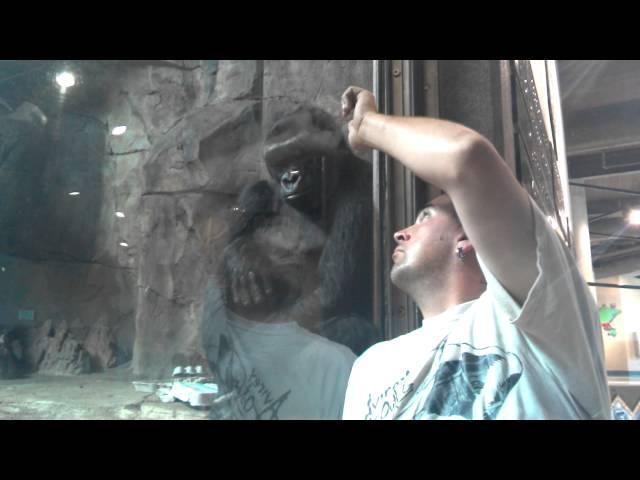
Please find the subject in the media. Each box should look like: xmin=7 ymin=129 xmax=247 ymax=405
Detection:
xmin=340 ymin=86 xmax=610 ymax=420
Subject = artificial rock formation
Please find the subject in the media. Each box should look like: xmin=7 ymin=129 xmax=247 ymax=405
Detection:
xmin=0 ymin=60 xmax=372 ymax=379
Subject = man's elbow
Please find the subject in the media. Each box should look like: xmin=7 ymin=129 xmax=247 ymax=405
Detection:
xmin=449 ymin=132 xmax=504 ymax=187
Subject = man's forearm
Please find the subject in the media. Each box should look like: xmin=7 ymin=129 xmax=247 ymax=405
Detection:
xmin=358 ymin=112 xmax=498 ymax=192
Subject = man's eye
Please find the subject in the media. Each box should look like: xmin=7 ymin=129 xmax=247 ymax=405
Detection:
xmin=416 ymin=209 xmax=432 ymax=223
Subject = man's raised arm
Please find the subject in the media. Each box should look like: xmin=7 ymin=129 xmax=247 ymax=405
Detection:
xmin=341 ymin=86 xmax=537 ymax=305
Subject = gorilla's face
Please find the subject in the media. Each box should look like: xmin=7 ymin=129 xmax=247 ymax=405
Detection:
xmin=264 ymin=106 xmax=345 ymax=215
xmin=267 ymin=155 xmax=324 ymax=214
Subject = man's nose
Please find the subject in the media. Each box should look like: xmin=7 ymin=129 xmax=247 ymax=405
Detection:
xmin=394 ymin=230 xmax=410 ymax=243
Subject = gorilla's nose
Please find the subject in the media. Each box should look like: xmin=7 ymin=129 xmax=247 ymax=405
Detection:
xmin=282 ymin=170 xmax=302 ymax=193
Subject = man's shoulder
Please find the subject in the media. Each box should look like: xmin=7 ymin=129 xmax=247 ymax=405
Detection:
xmin=356 ymin=327 xmax=426 ymax=366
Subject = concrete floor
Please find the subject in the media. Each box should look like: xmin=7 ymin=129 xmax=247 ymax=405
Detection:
xmin=0 ymin=368 xmax=210 ymax=420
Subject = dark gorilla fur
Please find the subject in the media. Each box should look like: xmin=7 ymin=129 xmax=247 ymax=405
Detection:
xmin=222 ymin=105 xmax=379 ymax=354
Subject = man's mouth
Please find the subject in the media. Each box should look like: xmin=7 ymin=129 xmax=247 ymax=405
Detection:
xmin=392 ymin=248 xmax=404 ymax=262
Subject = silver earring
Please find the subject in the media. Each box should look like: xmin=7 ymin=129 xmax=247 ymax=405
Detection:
xmin=456 ymin=247 xmax=465 ymax=260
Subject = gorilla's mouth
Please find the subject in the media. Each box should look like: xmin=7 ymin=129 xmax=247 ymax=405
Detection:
xmin=284 ymin=192 xmax=305 ymax=200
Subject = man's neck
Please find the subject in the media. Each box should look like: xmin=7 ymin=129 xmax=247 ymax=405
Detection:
xmin=413 ymin=274 xmax=485 ymax=322
xmin=417 ymin=292 xmax=477 ymax=322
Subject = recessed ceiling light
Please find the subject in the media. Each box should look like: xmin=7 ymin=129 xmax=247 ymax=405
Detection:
xmin=628 ymin=209 xmax=640 ymax=225
xmin=55 ymin=71 xmax=76 ymax=92
xmin=111 ymin=126 xmax=127 ymax=136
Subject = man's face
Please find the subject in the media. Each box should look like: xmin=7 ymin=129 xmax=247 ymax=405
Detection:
xmin=390 ymin=194 xmax=462 ymax=288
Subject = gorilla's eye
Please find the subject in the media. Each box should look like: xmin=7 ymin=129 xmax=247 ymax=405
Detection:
xmin=311 ymin=157 xmax=324 ymax=170
xmin=271 ymin=124 xmax=284 ymax=137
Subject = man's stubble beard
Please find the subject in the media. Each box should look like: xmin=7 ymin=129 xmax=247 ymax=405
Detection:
xmin=390 ymin=256 xmax=449 ymax=300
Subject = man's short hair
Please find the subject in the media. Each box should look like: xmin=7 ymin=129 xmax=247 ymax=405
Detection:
xmin=434 ymin=192 xmax=461 ymax=226
xmin=442 ymin=202 xmax=461 ymax=226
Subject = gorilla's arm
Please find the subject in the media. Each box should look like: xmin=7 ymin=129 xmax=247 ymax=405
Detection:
xmin=221 ymin=180 xmax=326 ymax=318
xmin=317 ymin=181 xmax=372 ymax=317
xmin=222 ymin=181 xmax=278 ymax=310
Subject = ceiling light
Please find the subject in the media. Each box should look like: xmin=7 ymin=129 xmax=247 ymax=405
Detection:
xmin=55 ymin=71 xmax=76 ymax=93
xmin=628 ymin=209 xmax=640 ymax=225
xmin=111 ymin=126 xmax=127 ymax=136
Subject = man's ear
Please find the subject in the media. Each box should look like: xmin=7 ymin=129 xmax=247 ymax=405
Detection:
xmin=455 ymin=237 xmax=474 ymax=257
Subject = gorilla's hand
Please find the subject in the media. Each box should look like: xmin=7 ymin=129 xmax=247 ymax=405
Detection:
xmin=341 ymin=86 xmax=378 ymax=152
xmin=222 ymin=239 xmax=275 ymax=310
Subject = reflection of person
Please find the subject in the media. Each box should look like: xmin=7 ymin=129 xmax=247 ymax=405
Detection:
xmin=340 ymin=86 xmax=610 ymax=420
xmin=201 ymin=275 xmax=356 ymax=420
xmin=199 ymin=172 xmax=356 ymax=420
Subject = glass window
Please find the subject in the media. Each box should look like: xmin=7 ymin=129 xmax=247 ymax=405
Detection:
xmin=558 ymin=60 xmax=640 ymax=420
xmin=0 ymin=60 xmax=378 ymax=419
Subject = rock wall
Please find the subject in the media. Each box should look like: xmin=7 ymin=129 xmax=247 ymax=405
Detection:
xmin=130 ymin=60 xmax=372 ymax=378
xmin=0 ymin=60 xmax=372 ymax=379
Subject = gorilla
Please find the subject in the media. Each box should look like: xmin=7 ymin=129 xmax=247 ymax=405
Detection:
xmin=221 ymin=105 xmax=379 ymax=354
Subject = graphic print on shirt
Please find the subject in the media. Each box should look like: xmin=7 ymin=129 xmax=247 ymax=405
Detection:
xmin=411 ymin=342 xmax=523 ymax=419
xmin=364 ymin=369 xmax=415 ymax=420
xmin=212 ymin=334 xmax=291 ymax=420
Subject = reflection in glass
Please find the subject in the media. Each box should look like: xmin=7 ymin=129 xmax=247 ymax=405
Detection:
xmin=0 ymin=60 xmax=376 ymax=419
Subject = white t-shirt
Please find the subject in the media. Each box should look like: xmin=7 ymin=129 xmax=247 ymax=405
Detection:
xmin=343 ymin=198 xmax=611 ymax=420
xmin=203 ymin=295 xmax=356 ymax=420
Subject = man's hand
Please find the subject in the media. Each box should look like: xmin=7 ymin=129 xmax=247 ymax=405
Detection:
xmin=341 ymin=86 xmax=377 ymax=152
xmin=231 ymin=269 xmax=273 ymax=308
xmin=223 ymin=240 xmax=274 ymax=311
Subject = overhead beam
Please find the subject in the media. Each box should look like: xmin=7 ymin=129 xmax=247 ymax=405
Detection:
xmin=594 ymin=247 xmax=640 ymax=279
xmin=569 ymin=146 xmax=640 ymax=179
xmin=560 ymin=60 xmax=640 ymax=113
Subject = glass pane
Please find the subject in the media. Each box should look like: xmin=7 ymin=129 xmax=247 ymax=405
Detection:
xmin=0 ymin=60 xmax=377 ymax=419
xmin=558 ymin=60 xmax=640 ymax=420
